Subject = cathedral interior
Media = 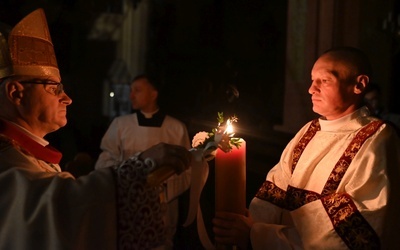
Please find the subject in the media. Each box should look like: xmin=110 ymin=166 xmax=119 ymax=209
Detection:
xmin=1 ymin=0 xmax=399 ymax=247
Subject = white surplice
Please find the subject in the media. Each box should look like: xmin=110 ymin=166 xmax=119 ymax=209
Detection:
xmin=249 ymin=107 xmax=400 ymax=249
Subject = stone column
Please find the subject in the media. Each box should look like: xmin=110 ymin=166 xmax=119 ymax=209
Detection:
xmin=119 ymin=0 xmax=150 ymax=77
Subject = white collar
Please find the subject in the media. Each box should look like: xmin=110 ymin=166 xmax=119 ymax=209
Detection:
xmin=141 ymin=109 xmax=159 ymax=118
xmin=319 ymin=106 xmax=370 ymax=132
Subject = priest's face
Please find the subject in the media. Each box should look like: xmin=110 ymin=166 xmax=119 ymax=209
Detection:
xmin=7 ymin=78 xmax=72 ymax=137
xmin=129 ymin=78 xmax=158 ymax=112
xmin=309 ymin=53 xmax=364 ymax=120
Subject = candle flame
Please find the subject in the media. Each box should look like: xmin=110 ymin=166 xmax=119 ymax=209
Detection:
xmin=225 ymin=119 xmax=234 ymax=135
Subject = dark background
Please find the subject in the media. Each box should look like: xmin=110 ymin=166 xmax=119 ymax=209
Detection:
xmin=2 ymin=0 xmax=400 ymax=248
xmin=0 ymin=0 xmax=291 ymax=170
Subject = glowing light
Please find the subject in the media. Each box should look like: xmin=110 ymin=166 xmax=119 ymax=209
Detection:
xmin=109 ymin=92 xmax=115 ymax=97
xmin=225 ymin=119 xmax=234 ymax=134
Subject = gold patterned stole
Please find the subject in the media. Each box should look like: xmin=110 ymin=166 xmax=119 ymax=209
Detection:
xmin=291 ymin=119 xmax=321 ymax=173
xmin=255 ymin=119 xmax=384 ymax=249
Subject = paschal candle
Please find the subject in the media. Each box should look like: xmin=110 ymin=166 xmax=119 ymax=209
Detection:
xmin=215 ymin=138 xmax=246 ymax=215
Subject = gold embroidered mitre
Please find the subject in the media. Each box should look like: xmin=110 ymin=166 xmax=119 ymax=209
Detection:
xmin=7 ymin=8 xmax=60 ymax=82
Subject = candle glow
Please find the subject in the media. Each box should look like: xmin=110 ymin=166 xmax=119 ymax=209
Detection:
xmin=225 ymin=119 xmax=234 ymax=134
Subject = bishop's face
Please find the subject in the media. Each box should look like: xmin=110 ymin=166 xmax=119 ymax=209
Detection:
xmin=129 ymin=78 xmax=158 ymax=112
xmin=9 ymin=78 xmax=72 ymax=137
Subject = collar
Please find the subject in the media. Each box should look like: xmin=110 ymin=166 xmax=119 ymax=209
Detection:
xmin=136 ymin=110 xmax=166 ymax=127
xmin=319 ymin=106 xmax=371 ymax=132
xmin=141 ymin=109 xmax=159 ymax=118
xmin=0 ymin=119 xmax=62 ymax=164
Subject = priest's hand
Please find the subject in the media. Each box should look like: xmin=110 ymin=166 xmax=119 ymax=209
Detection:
xmin=140 ymin=142 xmax=192 ymax=174
xmin=213 ymin=210 xmax=254 ymax=249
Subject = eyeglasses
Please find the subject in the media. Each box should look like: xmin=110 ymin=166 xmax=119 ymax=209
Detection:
xmin=19 ymin=80 xmax=65 ymax=96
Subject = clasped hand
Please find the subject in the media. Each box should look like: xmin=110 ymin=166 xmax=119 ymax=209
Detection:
xmin=213 ymin=210 xmax=254 ymax=249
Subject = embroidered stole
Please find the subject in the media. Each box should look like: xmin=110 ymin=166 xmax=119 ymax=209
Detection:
xmin=255 ymin=119 xmax=384 ymax=249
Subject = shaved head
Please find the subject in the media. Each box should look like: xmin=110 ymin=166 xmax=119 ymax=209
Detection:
xmin=321 ymin=47 xmax=373 ymax=78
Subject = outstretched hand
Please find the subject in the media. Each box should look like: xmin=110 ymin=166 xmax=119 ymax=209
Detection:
xmin=212 ymin=210 xmax=254 ymax=249
xmin=140 ymin=142 xmax=192 ymax=174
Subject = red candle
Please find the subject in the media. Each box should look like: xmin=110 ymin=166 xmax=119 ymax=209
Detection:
xmin=215 ymin=138 xmax=246 ymax=215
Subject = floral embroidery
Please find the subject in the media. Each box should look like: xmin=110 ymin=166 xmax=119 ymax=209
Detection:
xmin=255 ymin=183 xmax=320 ymax=210
xmin=291 ymin=119 xmax=320 ymax=173
xmin=285 ymin=186 xmax=320 ymax=210
xmin=113 ymin=156 xmax=167 ymax=250
xmin=321 ymin=193 xmax=380 ymax=249
xmin=255 ymin=181 xmax=287 ymax=208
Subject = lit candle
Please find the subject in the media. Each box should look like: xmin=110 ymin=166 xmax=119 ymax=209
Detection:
xmin=215 ymin=138 xmax=246 ymax=215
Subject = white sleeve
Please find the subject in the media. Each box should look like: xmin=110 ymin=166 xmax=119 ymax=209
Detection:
xmin=95 ymin=119 xmax=122 ymax=169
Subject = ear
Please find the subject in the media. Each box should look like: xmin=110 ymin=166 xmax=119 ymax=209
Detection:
xmin=151 ymin=88 xmax=159 ymax=101
xmin=354 ymin=75 xmax=369 ymax=94
xmin=5 ymin=81 xmax=24 ymax=104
